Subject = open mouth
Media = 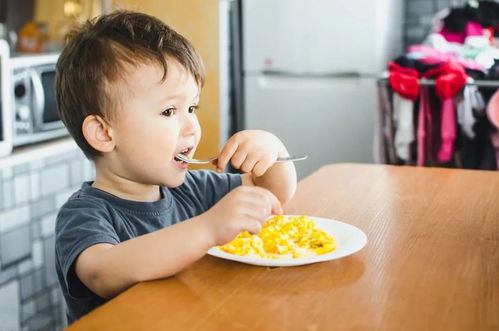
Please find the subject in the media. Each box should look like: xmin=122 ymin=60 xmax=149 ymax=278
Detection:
xmin=174 ymin=147 xmax=192 ymax=163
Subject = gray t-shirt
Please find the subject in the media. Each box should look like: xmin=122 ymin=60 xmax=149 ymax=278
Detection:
xmin=55 ymin=170 xmax=241 ymax=324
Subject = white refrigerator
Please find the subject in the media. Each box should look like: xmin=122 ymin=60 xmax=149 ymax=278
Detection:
xmin=229 ymin=0 xmax=404 ymax=178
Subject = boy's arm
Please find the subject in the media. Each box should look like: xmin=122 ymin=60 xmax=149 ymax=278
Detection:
xmin=75 ymin=215 xmax=212 ymax=299
xmin=75 ymin=185 xmax=281 ymax=299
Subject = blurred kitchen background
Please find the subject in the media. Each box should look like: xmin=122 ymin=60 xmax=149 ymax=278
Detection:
xmin=0 ymin=0 xmax=498 ymax=330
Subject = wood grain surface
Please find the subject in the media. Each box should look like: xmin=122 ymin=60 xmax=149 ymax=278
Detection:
xmin=67 ymin=164 xmax=499 ymax=331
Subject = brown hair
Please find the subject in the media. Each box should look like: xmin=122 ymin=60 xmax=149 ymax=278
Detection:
xmin=55 ymin=11 xmax=205 ymax=159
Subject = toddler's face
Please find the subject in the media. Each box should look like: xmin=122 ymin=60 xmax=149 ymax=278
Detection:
xmin=110 ymin=57 xmax=201 ymax=187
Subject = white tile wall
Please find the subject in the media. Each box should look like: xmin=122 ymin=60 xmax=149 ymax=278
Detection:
xmin=41 ymin=165 xmax=69 ymax=197
xmin=0 ymin=139 xmax=90 ymax=330
xmin=0 ymin=205 xmax=30 ymax=233
xmin=29 ymin=159 xmax=44 ymax=172
xmin=32 ymin=240 xmax=44 ymax=268
xmin=3 ymin=180 xmax=14 ymax=209
xmin=0 ymin=281 xmax=20 ymax=331
xmin=55 ymin=189 xmax=76 ymax=209
xmin=14 ymin=174 xmax=30 ymax=205
xmin=70 ymin=160 xmax=84 ymax=186
xmin=2 ymin=166 xmax=13 ymax=179
xmin=17 ymin=258 xmax=33 ymax=275
xmin=41 ymin=213 xmax=57 ymax=238
xmin=30 ymin=172 xmax=40 ymax=201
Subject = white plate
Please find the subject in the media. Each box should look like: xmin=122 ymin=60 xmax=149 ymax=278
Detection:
xmin=207 ymin=215 xmax=367 ymax=267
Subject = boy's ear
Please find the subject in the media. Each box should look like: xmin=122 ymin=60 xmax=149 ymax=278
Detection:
xmin=82 ymin=115 xmax=115 ymax=153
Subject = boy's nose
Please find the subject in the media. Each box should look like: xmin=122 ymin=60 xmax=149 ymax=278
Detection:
xmin=181 ymin=114 xmax=199 ymax=136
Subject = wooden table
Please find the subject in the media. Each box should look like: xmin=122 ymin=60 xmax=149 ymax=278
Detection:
xmin=68 ymin=164 xmax=499 ymax=330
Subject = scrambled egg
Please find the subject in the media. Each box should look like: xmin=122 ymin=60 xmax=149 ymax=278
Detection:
xmin=218 ymin=215 xmax=336 ymax=259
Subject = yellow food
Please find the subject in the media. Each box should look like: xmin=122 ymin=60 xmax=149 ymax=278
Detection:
xmin=218 ymin=215 xmax=336 ymax=259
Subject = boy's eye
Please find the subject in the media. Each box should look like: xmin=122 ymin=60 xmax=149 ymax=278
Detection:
xmin=161 ymin=108 xmax=175 ymax=117
xmin=188 ymin=105 xmax=198 ymax=114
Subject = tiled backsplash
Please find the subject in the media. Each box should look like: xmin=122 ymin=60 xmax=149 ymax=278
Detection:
xmin=0 ymin=146 xmax=94 ymax=330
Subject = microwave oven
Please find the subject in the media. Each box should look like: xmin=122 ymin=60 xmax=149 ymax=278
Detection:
xmin=0 ymin=40 xmax=68 ymax=157
xmin=10 ymin=53 xmax=68 ymax=147
xmin=0 ymin=39 xmax=12 ymax=156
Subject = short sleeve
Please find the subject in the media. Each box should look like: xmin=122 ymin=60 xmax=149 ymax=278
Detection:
xmin=55 ymin=197 xmax=120 ymax=299
xmin=180 ymin=170 xmax=242 ymax=211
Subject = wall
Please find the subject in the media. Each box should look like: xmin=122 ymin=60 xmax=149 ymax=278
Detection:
xmin=114 ymin=0 xmax=221 ymax=165
xmin=35 ymin=0 xmax=221 ymax=169
xmin=404 ymin=0 xmax=468 ymax=48
xmin=0 ymin=145 xmax=93 ymax=330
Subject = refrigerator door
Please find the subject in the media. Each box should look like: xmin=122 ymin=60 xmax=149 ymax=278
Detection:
xmin=242 ymin=0 xmax=402 ymax=74
xmin=244 ymin=74 xmax=376 ymax=178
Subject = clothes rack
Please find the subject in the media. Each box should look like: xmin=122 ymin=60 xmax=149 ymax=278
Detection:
xmin=378 ymin=77 xmax=499 ymax=88
xmin=376 ymin=77 xmax=499 ymax=170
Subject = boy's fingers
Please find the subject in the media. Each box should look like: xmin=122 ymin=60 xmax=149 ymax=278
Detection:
xmin=272 ymin=202 xmax=283 ymax=215
xmin=252 ymin=186 xmax=282 ymax=215
xmin=267 ymin=192 xmax=283 ymax=215
xmin=252 ymin=155 xmax=273 ymax=177
xmin=230 ymin=150 xmax=248 ymax=169
xmin=240 ymin=155 xmax=259 ymax=174
xmin=216 ymin=141 xmax=239 ymax=172
xmin=246 ymin=220 xmax=262 ymax=235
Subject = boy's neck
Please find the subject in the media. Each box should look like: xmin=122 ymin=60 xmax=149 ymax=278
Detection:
xmin=92 ymin=163 xmax=162 ymax=203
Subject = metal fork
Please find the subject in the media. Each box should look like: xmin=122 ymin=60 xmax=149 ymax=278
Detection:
xmin=175 ymin=154 xmax=308 ymax=164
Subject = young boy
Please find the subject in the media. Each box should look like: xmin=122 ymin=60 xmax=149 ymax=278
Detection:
xmin=55 ymin=11 xmax=297 ymax=323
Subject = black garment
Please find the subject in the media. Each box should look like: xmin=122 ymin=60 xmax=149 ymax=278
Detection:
xmin=460 ymin=117 xmax=497 ymax=170
xmin=488 ymin=60 xmax=499 ymax=80
xmin=393 ymin=55 xmax=439 ymax=74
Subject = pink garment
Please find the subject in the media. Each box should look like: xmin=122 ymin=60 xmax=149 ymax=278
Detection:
xmin=455 ymin=58 xmax=485 ymax=71
xmin=417 ymin=87 xmax=432 ymax=166
xmin=465 ymin=21 xmax=485 ymax=37
xmin=437 ymin=98 xmax=456 ymax=162
xmin=439 ymin=21 xmax=484 ymax=44
xmin=423 ymin=61 xmax=468 ymax=163
xmin=439 ymin=30 xmax=463 ymax=43
xmin=419 ymin=57 xmax=485 ymax=71
xmin=407 ymin=45 xmax=485 ymax=71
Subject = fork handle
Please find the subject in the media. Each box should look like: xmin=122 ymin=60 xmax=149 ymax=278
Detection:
xmin=275 ymin=155 xmax=308 ymax=162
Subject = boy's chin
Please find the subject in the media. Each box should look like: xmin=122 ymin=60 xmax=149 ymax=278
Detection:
xmin=160 ymin=175 xmax=186 ymax=188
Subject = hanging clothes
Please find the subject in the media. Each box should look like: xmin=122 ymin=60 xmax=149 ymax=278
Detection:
xmin=423 ymin=61 xmax=469 ymax=163
xmin=377 ymin=83 xmax=398 ymax=164
xmin=460 ymin=116 xmax=497 ymax=170
xmin=388 ymin=62 xmax=420 ymax=101
xmin=378 ymin=79 xmax=498 ymax=170
xmin=417 ymin=87 xmax=432 ymax=166
xmin=393 ymin=94 xmax=415 ymax=161
xmin=456 ymin=84 xmax=486 ymax=139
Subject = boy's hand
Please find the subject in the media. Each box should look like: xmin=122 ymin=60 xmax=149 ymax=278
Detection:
xmin=201 ymin=185 xmax=283 ymax=245
xmin=215 ymin=130 xmax=288 ymax=176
